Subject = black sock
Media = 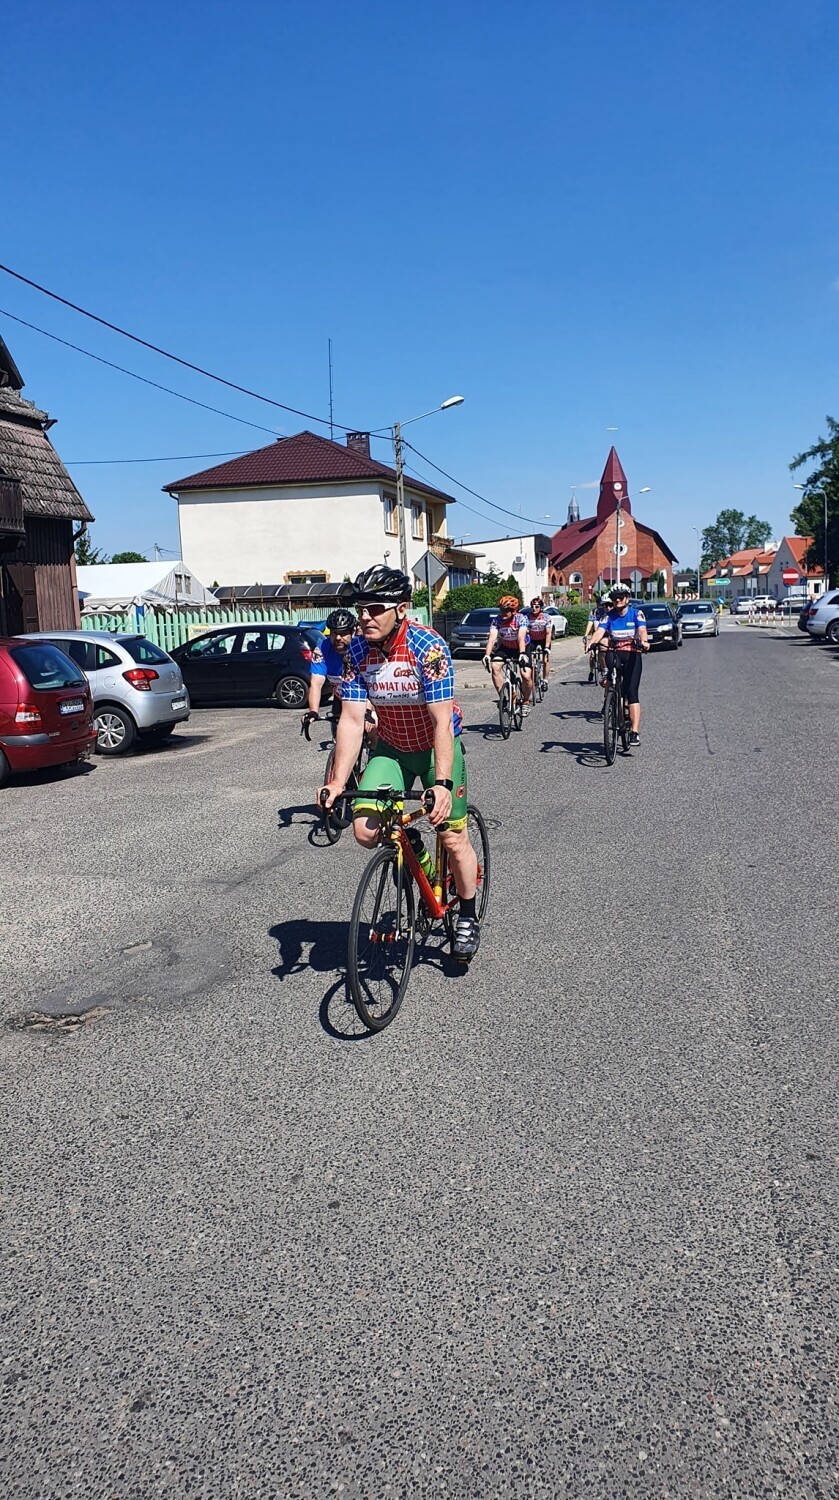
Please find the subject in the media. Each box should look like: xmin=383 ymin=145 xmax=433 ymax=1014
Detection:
xmin=459 ymin=895 xmax=476 ymax=919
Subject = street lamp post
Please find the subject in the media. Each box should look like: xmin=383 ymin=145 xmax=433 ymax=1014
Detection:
xmin=614 ymin=486 xmax=651 ymax=588
xmin=394 ymin=396 xmax=464 ymax=576
xmin=692 ymin=526 xmax=701 ymax=599
xmin=793 ymin=483 xmax=829 ymax=591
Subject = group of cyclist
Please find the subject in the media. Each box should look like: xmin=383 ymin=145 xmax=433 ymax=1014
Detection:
xmin=482 ymin=594 xmax=553 ymax=714
xmin=305 ymin=566 xmax=650 ymax=967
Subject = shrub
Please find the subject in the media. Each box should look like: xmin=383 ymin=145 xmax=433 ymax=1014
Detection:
xmin=556 ymin=604 xmax=590 ymax=637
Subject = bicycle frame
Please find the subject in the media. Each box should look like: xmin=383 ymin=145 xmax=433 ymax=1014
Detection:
xmin=384 ymin=800 xmax=456 ymax=923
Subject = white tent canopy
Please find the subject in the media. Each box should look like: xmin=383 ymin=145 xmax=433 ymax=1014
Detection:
xmin=76 ymin=560 xmax=216 ymax=612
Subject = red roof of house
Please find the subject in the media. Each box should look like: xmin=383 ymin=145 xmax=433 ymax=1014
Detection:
xmin=163 ymin=429 xmax=454 ymax=504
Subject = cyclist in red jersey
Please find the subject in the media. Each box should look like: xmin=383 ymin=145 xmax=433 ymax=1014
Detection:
xmin=320 ymin=565 xmax=481 ymax=959
xmin=483 ymin=595 xmax=533 ymax=715
xmin=526 ymin=597 xmax=552 ymax=689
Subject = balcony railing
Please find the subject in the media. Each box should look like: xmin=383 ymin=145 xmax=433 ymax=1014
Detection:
xmin=0 ymin=472 xmax=25 ymax=552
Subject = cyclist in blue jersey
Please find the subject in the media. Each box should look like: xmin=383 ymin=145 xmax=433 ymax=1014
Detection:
xmin=483 ymin=595 xmax=533 ymax=715
xmin=585 ymin=583 xmax=649 ymax=745
xmin=302 ymin=608 xmax=356 ymax=729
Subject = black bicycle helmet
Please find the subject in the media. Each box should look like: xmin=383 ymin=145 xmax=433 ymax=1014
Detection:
xmin=352 ymin=564 xmax=412 ymax=604
xmin=325 ymin=608 xmax=356 ymax=634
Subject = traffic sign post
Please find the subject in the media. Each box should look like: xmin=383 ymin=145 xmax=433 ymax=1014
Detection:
xmin=781 ymin=567 xmax=799 ymax=586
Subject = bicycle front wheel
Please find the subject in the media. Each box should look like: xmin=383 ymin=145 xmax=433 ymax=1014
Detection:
xmin=499 ymin=683 xmax=512 ymax=739
xmin=603 ymin=687 xmax=618 ymax=765
xmin=348 ymin=848 xmax=415 ymax=1031
xmin=513 ymin=681 xmax=524 ymax=731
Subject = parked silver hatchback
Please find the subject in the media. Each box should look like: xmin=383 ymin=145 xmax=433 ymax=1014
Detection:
xmin=25 ymin=631 xmax=190 ymax=754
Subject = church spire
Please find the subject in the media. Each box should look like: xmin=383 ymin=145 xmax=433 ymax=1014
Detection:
xmin=596 ymin=446 xmax=630 ymax=521
xmin=567 ymin=490 xmax=580 ymax=525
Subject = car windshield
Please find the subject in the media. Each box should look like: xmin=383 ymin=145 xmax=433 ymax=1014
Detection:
xmin=679 ymin=603 xmax=713 ymax=615
xmin=121 ymin=637 xmax=172 ymax=664
xmin=462 ymin=611 xmax=495 ymax=625
xmin=644 ymin=606 xmax=671 ymax=618
xmin=9 ymin=643 xmax=86 ymax=691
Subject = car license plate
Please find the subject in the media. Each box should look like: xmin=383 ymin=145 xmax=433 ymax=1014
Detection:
xmin=60 ymin=698 xmax=85 ymax=715
xmin=171 ymin=697 xmax=186 ymax=711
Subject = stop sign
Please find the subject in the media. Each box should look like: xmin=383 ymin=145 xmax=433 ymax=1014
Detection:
xmin=782 ymin=566 xmax=799 ymax=585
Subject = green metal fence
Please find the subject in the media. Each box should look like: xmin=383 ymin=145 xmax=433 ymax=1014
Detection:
xmin=80 ymin=602 xmax=428 ymax=652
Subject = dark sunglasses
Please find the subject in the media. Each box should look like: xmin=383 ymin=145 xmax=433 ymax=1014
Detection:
xmin=356 ymin=602 xmax=396 ymax=619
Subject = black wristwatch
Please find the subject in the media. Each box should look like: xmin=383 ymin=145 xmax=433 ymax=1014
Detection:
xmin=434 ymin=777 xmax=454 ymax=791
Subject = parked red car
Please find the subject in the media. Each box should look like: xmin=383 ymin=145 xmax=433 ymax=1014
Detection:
xmin=0 ymin=637 xmax=97 ymax=787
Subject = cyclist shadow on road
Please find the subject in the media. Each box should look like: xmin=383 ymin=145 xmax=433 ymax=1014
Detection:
xmin=267 ymin=918 xmax=371 ymax=1041
xmin=276 ymin=803 xmax=343 ymax=848
xmin=540 ymin=737 xmax=609 ymax=768
xmin=550 ymin=706 xmax=604 ymax=725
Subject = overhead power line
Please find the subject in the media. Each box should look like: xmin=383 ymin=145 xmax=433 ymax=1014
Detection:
xmin=405 ymin=440 xmax=555 ymax=531
xmin=0 ymin=307 xmax=283 ymax=439
xmin=66 ymin=449 xmax=250 ymax=467
xmin=0 ymin=261 xmax=358 ymax=432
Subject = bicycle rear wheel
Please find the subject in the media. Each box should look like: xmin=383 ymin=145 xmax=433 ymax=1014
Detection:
xmin=444 ymin=804 xmax=492 ymax=950
xmin=603 ymin=687 xmax=618 ymax=765
xmin=499 ymin=683 xmax=512 ymax=739
xmin=619 ymin=703 xmax=631 ymax=755
xmin=348 ymin=847 xmax=415 ymax=1031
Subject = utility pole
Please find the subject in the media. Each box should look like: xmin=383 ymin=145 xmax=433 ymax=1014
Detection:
xmin=615 ymin=497 xmax=622 ymax=587
xmin=394 ymin=421 xmax=408 ymax=574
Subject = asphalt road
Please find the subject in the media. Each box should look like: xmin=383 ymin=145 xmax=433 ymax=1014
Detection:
xmin=2 ymin=623 xmax=837 ymax=1498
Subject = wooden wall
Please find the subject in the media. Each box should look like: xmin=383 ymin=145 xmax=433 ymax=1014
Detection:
xmin=0 ymin=517 xmax=80 ymax=632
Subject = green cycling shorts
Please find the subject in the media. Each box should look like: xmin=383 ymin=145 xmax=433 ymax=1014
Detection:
xmin=355 ymin=737 xmax=468 ymax=831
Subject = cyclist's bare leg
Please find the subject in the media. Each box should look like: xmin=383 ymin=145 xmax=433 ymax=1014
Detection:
xmin=628 ymin=703 xmax=641 ymax=732
xmin=521 ymin=666 xmax=533 ymax=704
xmin=353 ymin=814 xmax=383 ymax=850
xmin=490 ymin=659 xmax=505 ymax=696
xmin=440 ymin=827 xmax=477 ymax=900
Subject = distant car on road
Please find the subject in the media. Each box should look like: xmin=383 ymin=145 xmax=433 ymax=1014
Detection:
xmin=677 ymin=601 xmax=719 ymax=638
xmin=171 ymin=623 xmax=322 ymax=707
xmin=27 ymin=630 xmax=191 ymax=755
xmin=0 ymin=637 xmax=96 ymax=787
xmin=449 ymin=609 xmax=499 ymax=657
xmin=641 ymin=602 xmax=682 ymax=649
xmin=803 ymin=590 xmax=839 ymax=643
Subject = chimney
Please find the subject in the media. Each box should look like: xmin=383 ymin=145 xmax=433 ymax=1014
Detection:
xmin=346 ymin=431 xmax=371 ymax=458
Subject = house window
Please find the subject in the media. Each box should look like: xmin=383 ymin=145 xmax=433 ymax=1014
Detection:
xmin=285 ymin=571 xmax=327 ymax=585
xmin=447 ymin=567 xmax=472 ymax=588
xmin=175 ymin=572 xmax=192 ymax=596
xmin=569 ymin=572 xmax=583 ymax=586
xmin=383 ymin=495 xmax=398 ymax=535
xmin=411 ymin=503 xmax=424 ymax=540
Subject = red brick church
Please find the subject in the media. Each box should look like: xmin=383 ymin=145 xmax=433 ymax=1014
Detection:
xmin=549 ymin=448 xmax=677 ymax=597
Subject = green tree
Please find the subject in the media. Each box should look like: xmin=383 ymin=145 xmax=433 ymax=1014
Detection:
xmin=789 ymin=416 xmax=839 ymax=586
xmin=701 ymin=509 xmax=772 ymax=570
xmin=500 ymin=573 xmax=523 ymax=603
xmin=483 ymin=562 xmax=503 ymax=587
xmin=110 ymin=550 xmax=148 ymax=564
xmin=74 ymin=529 xmax=108 ymax=565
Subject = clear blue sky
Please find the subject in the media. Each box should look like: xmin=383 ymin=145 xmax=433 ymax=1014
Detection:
xmin=4 ymin=0 xmax=837 ymax=569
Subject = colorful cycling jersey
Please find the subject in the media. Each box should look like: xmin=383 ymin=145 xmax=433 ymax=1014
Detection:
xmin=527 ymin=612 xmax=551 ymax=645
xmin=604 ymin=604 xmax=646 ymax=651
xmin=309 ymin=636 xmax=349 ymax=696
xmin=342 ymin=618 xmax=462 ymax=752
xmin=492 ymin=611 xmax=529 ymax=650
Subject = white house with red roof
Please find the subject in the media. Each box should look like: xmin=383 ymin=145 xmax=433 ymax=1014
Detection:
xmin=163 ymin=430 xmax=465 ymax=597
xmin=703 ymin=537 xmax=825 ymax=602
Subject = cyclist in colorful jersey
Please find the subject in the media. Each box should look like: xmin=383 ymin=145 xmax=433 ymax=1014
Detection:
xmin=483 ymin=595 xmax=533 ymax=715
xmin=526 ymin=597 xmax=552 ymax=689
xmin=585 ymin=583 xmax=649 ymax=745
xmin=302 ymin=608 xmax=356 ymax=729
xmin=320 ymin=564 xmax=481 ymax=960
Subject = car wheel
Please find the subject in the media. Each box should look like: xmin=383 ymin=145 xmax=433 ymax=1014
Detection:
xmin=94 ymin=705 xmax=136 ymax=755
xmin=0 ymin=748 xmax=9 ymax=788
xmin=825 ymin=620 xmax=839 ymax=645
xmin=275 ymin=675 xmax=307 ymax=709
